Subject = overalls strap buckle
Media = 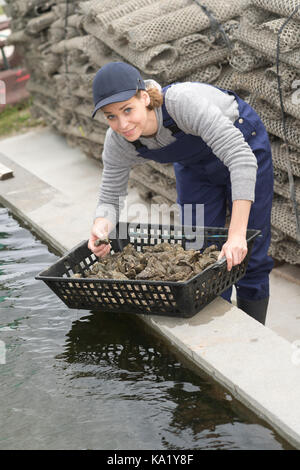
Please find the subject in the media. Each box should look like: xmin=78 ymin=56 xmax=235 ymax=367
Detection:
xmin=132 ymin=139 xmax=147 ymax=151
xmin=132 ymin=120 xmax=181 ymax=152
xmin=166 ymin=122 xmax=181 ymax=135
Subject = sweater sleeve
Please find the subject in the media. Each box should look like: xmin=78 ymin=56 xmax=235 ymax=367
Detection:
xmin=165 ymin=83 xmax=258 ymax=202
xmin=94 ymin=128 xmax=140 ymax=224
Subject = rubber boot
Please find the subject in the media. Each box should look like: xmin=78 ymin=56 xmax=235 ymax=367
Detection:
xmin=236 ymin=297 xmax=269 ymax=325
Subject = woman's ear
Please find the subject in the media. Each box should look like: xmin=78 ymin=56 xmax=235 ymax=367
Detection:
xmin=141 ymin=90 xmax=150 ymax=107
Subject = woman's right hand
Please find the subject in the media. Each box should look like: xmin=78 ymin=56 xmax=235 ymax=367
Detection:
xmin=88 ymin=217 xmax=114 ymax=258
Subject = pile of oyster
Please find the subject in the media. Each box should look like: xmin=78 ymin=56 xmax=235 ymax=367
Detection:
xmin=74 ymin=242 xmax=220 ymax=282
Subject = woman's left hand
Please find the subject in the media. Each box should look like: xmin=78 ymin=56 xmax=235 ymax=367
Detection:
xmin=217 ymin=234 xmax=248 ymax=271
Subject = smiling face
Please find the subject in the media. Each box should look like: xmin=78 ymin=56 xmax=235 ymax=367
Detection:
xmin=101 ymin=91 xmax=158 ymax=141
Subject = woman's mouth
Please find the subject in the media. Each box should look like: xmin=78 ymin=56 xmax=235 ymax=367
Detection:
xmin=122 ymin=128 xmax=136 ymax=138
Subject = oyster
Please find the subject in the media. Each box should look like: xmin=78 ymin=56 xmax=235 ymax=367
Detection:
xmin=203 ymin=244 xmax=219 ymax=254
xmin=136 ymin=256 xmax=167 ymax=280
xmin=74 ymin=242 xmax=221 ymax=282
xmin=94 ymin=236 xmax=110 ymax=246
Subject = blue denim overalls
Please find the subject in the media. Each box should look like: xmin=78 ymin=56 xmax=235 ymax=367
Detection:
xmin=132 ymin=84 xmax=274 ymax=302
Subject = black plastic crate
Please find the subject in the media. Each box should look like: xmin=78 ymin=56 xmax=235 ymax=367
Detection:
xmin=35 ymin=223 xmax=260 ymax=318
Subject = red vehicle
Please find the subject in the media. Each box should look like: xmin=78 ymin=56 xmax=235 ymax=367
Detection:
xmin=0 ymin=18 xmax=30 ymax=110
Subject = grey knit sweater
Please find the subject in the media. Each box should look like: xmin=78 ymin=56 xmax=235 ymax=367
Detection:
xmin=94 ymin=81 xmax=258 ymax=223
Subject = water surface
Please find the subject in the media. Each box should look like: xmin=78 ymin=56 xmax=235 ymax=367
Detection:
xmin=0 ymin=207 xmax=293 ymax=450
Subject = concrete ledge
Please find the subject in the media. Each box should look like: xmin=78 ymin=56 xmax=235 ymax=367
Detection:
xmin=1 ymin=142 xmax=300 ymax=449
xmin=272 ymin=264 xmax=300 ymax=287
xmin=0 ymin=152 xmax=71 ymax=254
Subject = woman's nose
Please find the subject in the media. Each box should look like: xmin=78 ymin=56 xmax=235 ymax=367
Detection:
xmin=118 ymin=115 xmax=129 ymax=130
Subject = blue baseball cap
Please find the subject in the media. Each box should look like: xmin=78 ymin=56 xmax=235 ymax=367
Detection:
xmin=92 ymin=62 xmax=146 ymax=118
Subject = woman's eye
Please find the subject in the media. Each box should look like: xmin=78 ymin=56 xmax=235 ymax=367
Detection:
xmin=106 ymin=115 xmax=115 ymax=120
xmin=124 ymin=108 xmax=132 ymax=114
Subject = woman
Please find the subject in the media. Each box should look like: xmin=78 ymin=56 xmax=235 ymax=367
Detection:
xmin=88 ymin=61 xmax=274 ymax=324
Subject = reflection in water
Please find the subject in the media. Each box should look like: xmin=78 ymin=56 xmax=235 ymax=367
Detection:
xmin=61 ymin=311 xmax=287 ymax=449
xmin=0 ymin=207 xmax=293 ymax=450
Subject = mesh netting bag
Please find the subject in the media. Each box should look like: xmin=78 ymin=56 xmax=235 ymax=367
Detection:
xmin=57 ymin=57 xmax=93 ymax=75
xmin=60 ymin=122 xmax=106 ymax=145
xmin=264 ymin=64 xmax=300 ymax=97
xmin=107 ymin=0 xmax=188 ymax=37
xmin=67 ymin=135 xmax=104 ymax=161
xmin=221 ymin=69 xmax=300 ymax=122
xmin=67 ymin=13 xmax=86 ymax=30
xmin=95 ymin=0 xmax=163 ymax=28
xmin=271 ymin=195 xmax=300 ymax=241
xmin=261 ymin=114 xmax=300 ymax=152
xmin=51 ymin=34 xmax=122 ymax=71
xmin=42 ymin=54 xmax=62 ymax=76
xmin=81 ymin=0 xmax=147 ymax=18
xmin=273 ymin=166 xmax=288 ymax=184
xmin=172 ymin=32 xmax=214 ymax=54
xmin=173 ymin=18 xmax=239 ymax=51
xmin=183 ymin=64 xmax=223 ymax=83
xmin=124 ymin=0 xmax=249 ymax=51
xmin=248 ymin=96 xmax=300 ymax=152
xmin=249 ymin=96 xmax=282 ymax=120
xmin=130 ymin=164 xmax=177 ymax=203
xmin=230 ymin=41 xmax=271 ymax=72
xmin=30 ymin=95 xmax=58 ymax=123
xmin=48 ymin=24 xmax=65 ymax=42
xmin=269 ymin=237 xmax=300 ymax=264
xmin=251 ymin=0 xmax=300 ymax=22
xmin=7 ymin=0 xmax=300 ymax=262
xmin=79 ymin=36 xmax=116 ymax=69
xmin=147 ymin=161 xmax=175 ymax=180
xmin=24 ymin=48 xmax=62 ymax=77
xmin=240 ymin=4 xmax=278 ymax=27
xmin=83 ymin=17 xmax=178 ymax=76
xmin=83 ymin=10 xmax=234 ymax=81
xmin=233 ymin=22 xmax=300 ymax=70
xmin=51 ymin=35 xmax=89 ymax=54
xmin=128 ymin=179 xmax=173 ymax=205
xmin=52 ymin=2 xmax=77 ymax=17
xmin=48 ymin=13 xmax=86 ymax=40
xmin=160 ymin=47 xmax=228 ymax=82
xmin=6 ymin=30 xmax=30 ymax=45
xmin=257 ymin=17 xmax=300 ymax=51
xmin=214 ymin=65 xmax=238 ymax=89
xmin=27 ymin=80 xmax=54 ymax=99
xmin=25 ymin=11 xmax=56 ymax=34
xmin=274 ymin=177 xmax=300 ymax=204
xmin=271 ymin=141 xmax=300 ymax=177
xmin=6 ymin=0 xmax=46 ymax=17
xmin=270 ymin=226 xmax=286 ymax=243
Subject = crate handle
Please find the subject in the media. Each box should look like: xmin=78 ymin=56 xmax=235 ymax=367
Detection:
xmin=212 ymin=256 xmax=227 ymax=269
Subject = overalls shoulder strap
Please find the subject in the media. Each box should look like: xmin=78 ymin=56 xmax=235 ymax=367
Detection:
xmin=160 ymin=84 xmax=182 ymax=136
xmin=131 ymin=84 xmax=182 ymax=151
xmin=131 ymin=82 xmax=235 ymax=151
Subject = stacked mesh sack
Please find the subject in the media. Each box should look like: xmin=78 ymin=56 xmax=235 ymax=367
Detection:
xmin=4 ymin=0 xmax=111 ymax=158
xmin=214 ymin=0 xmax=300 ymax=264
xmin=6 ymin=0 xmax=300 ymax=263
xmin=78 ymin=0 xmax=249 ymax=203
xmin=3 ymin=0 xmax=249 ymax=207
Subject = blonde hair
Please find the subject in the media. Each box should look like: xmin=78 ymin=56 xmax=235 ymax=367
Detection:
xmin=136 ymin=87 xmax=163 ymax=110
